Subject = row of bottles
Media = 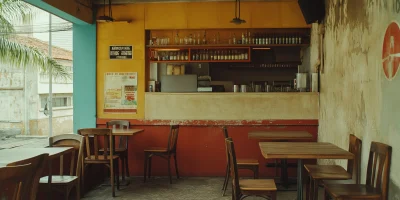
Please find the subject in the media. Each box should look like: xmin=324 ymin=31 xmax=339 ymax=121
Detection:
xmin=149 ymin=31 xmax=305 ymax=46
xmin=191 ymin=49 xmax=249 ymax=61
xmin=235 ymin=32 xmax=303 ymax=45
xmin=151 ymin=51 xmax=189 ymax=61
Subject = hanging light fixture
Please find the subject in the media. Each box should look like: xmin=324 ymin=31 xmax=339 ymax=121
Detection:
xmin=97 ymin=0 xmax=114 ymax=22
xmin=230 ymin=0 xmax=246 ymax=25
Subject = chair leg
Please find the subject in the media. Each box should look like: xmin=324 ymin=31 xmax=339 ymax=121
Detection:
xmin=76 ymin=181 xmax=81 ymax=200
xmin=313 ymin=179 xmax=319 ymax=200
xmin=306 ymin=176 xmax=310 ymax=200
xmin=121 ymin=156 xmax=125 ymax=181
xmin=168 ymin=157 xmax=172 ymax=184
xmin=110 ymin=162 xmax=115 ymax=197
xmin=253 ymin=166 xmax=259 ymax=179
xmin=174 ymin=154 xmax=179 ymax=179
xmin=81 ymin=164 xmax=85 ymax=197
xmin=270 ymin=191 xmax=277 ymax=200
xmin=143 ymin=153 xmax=148 ymax=183
xmin=116 ymin=161 xmax=120 ymax=190
xmin=223 ymin=164 xmax=231 ymax=197
xmin=148 ymin=156 xmax=152 ymax=178
xmin=64 ymin=187 xmax=69 ymax=200
xmin=222 ymin=163 xmax=229 ymax=191
xmin=125 ymin=152 xmax=130 ymax=178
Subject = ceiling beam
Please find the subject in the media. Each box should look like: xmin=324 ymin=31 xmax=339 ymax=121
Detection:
xmin=24 ymin=0 xmax=94 ymax=24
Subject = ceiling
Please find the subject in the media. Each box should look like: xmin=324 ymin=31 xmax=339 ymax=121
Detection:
xmin=94 ymin=0 xmax=295 ymax=5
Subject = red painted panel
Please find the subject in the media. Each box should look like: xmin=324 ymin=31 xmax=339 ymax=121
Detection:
xmin=96 ymin=123 xmax=318 ymax=178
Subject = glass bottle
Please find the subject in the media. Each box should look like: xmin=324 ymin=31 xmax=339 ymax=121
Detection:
xmin=174 ymin=33 xmax=179 ymax=45
xmin=213 ymin=34 xmax=217 ymax=44
xmin=192 ymin=51 xmax=196 ymax=60
xmin=299 ymin=35 xmax=302 ymax=44
xmin=217 ymin=32 xmax=220 ymax=44
xmin=262 ymin=34 xmax=266 ymax=45
xmin=203 ymin=32 xmax=207 ymax=44
xmin=233 ymin=33 xmax=237 ymax=44
xmin=184 ymin=36 xmax=188 ymax=45
xmin=214 ymin=50 xmax=217 ymax=60
xmin=195 ymin=50 xmax=199 ymax=60
xmin=210 ymin=50 xmax=214 ymax=60
xmin=193 ymin=34 xmax=196 ymax=45
xmin=242 ymin=32 xmax=245 ymax=44
xmin=224 ymin=50 xmax=228 ymax=60
xmin=185 ymin=52 xmax=188 ymax=60
xmin=197 ymin=33 xmax=201 ymax=45
xmin=244 ymin=50 xmax=248 ymax=60
xmin=189 ymin=34 xmax=193 ymax=45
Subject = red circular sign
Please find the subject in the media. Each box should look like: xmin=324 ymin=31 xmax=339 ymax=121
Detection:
xmin=382 ymin=22 xmax=400 ymax=80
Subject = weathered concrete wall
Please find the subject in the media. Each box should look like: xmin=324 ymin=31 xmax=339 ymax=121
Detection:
xmin=319 ymin=0 xmax=400 ymax=197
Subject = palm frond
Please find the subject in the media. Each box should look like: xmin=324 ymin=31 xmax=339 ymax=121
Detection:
xmin=0 ymin=14 xmax=15 ymax=36
xmin=0 ymin=37 xmax=71 ymax=79
xmin=0 ymin=0 xmax=35 ymax=25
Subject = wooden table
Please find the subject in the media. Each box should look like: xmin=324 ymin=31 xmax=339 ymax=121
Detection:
xmin=248 ymin=131 xmax=313 ymax=141
xmin=110 ymin=128 xmax=144 ymax=184
xmin=259 ymin=142 xmax=354 ymax=200
xmin=0 ymin=147 xmax=74 ymax=200
xmin=249 ymin=131 xmax=313 ymax=189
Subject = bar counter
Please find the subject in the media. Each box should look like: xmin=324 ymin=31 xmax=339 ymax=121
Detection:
xmin=145 ymin=92 xmax=319 ymax=121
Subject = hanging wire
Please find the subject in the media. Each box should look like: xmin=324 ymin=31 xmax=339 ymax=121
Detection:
xmin=0 ymin=22 xmax=72 ymax=35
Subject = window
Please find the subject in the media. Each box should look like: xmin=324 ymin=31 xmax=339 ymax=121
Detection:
xmin=41 ymin=96 xmax=72 ymax=109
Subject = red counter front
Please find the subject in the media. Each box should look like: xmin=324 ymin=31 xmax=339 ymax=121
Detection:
xmin=97 ymin=119 xmax=318 ymax=178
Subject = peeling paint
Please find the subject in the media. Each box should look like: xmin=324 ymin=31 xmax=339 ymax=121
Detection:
xmin=319 ymin=0 xmax=400 ymax=196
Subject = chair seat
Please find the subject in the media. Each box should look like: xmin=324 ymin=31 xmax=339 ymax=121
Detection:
xmin=99 ymin=148 xmax=127 ymax=153
xmin=323 ymin=179 xmax=357 ymax=185
xmin=39 ymin=175 xmax=78 ymax=184
xmin=304 ymin=164 xmax=351 ymax=180
xmin=239 ymin=179 xmax=277 ymax=191
xmin=325 ymin=184 xmax=381 ymax=199
xmin=237 ymin=159 xmax=259 ymax=166
xmin=144 ymin=147 xmax=168 ymax=153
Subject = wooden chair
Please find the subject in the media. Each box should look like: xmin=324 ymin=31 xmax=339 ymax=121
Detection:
xmin=39 ymin=134 xmax=84 ymax=200
xmin=324 ymin=142 xmax=392 ymax=200
xmin=222 ymin=126 xmax=259 ymax=196
xmin=304 ymin=134 xmax=362 ymax=200
xmin=7 ymin=153 xmax=49 ymax=200
xmin=103 ymin=120 xmax=130 ymax=180
xmin=0 ymin=164 xmax=33 ymax=200
xmin=144 ymin=125 xmax=179 ymax=184
xmin=225 ymin=138 xmax=277 ymax=200
xmin=78 ymin=128 xmax=120 ymax=197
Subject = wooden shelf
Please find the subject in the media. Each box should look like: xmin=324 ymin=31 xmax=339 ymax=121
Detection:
xmin=150 ymin=60 xmax=250 ymax=63
xmin=147 ymin=44 xmax=309 ymax=48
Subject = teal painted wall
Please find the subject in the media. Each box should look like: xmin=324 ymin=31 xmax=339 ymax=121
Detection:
xmin=24 ymin=0 xmax=88 ymax=25
xmin=73 ymin=24 xmax=97 ymax=132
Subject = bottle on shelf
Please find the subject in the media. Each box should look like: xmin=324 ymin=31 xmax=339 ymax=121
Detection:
xmin=202 ymin=32 xmax=207 ymax=44
xmin=228 ymin=50 xmax=232 ymax=60
xmin=262 ymin=33 xmax=266 ymax=45
xmin=224 ymin=50 xmax=228 ymax=60
xmin=189 ymin=34 xmax=193 ymax=45
xmin=214 ymin=50 xmax=217 ymax=60
xmin=185 ymin=52 xmax=188 ymax=60
xmin=233 ymin=33 xmax=237 ymax=44
xmin=210 ymin=50 xmax=214 ymax=60
xmin=213 ymin=34 xmax=217 ymax=44
xmin=244 ymin=50 xmax=248 ymax=60
xmin=197 ymin=33 xmax=201 ymax=45
xmin=298 ymin=35 xmax=302 ymax=44
xmin=217 ymin=32 xmax=220 ymax=44
xmin=242 ymin=32 xmax=245 ymax=44
xmin=192 ymin=51 xmax=196 ymax=61
xmin=174 ymin=33 xmax=179 ymax=45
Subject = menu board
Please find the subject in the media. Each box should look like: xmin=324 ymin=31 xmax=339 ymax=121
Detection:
xmin=104 ymin=72 xmax=137 ymax=113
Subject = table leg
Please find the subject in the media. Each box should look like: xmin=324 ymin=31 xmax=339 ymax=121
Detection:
xmin=297 ymin=159 xmax=303 ymax=200
xmin=47 ymin=160 xmax=53 ymax=200
xmin=281 ymin=159 xmax=289 ymax=188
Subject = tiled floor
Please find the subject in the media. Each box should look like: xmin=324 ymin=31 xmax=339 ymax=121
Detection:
xmin=82 ymin=177 xmax=300 ymax=200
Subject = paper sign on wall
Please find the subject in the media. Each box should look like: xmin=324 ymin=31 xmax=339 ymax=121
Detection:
xmin=104 ymin=72 xmax=138 ymax=113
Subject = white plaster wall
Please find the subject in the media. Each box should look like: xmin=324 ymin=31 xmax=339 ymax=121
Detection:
xmin=319 ymin=0 xmax=400 ymax=196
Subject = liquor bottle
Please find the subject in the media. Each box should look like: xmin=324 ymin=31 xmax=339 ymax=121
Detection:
xmin=262 ymin=34 xmax=266 ymax=45
xmin=192 ymin=51 xmax=196 ymax=60
xmin=210 ymin=50 xmax=214 ymax=60
xmin=291 ymin=35 xmax=295 ymax=44
xmin=217 ymin=32 xmax=220 ymax=44
xmin=224 ymin=50 xmax=228 ymax=60
xmin=205 ymin=49 xmax=209 ymax=60
xmin=244 ymin=50 xmax=248 ymax=60
xmin=233 ymin=33 xmax=237 ymax=44
xmin=189 ymin=34 xmax=193 ymax=45
xmin=203 ymin=32 xmax=207 ymax=44
xmin=242 ymin=32 xmax=245 ymax=44
xmin=174 ymin=33 xmax=179 ymax=45
xmin=185 ymin=52 xmax=188 ymax=60
xmin=295 ymin=34 xmax=299 ymax=44
xmin=213 ymin=34 xmax=217 ymax=44
xmin=197 ymin=33 xmax=201 ymax=45
xmin=298 ymin=35 xmax=302 ymax=44
xmin=195 ymin=51 xmax=199 ymax=60
xmin=216 ymin=51 xmax=220 ymax=60
xmin=248 ymin=32 xmax=252 ymax=44
xmin=228 ymin=50 xmax=232 ymax=60
xmin=285 ymin=34 xmax=289 ymax=44
xmin=257 ymin=34 xmax=262 ymax=45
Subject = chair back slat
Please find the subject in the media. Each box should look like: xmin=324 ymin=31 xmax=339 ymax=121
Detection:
xmin=7 ymin=154 xmax=49 ymax=200
xmin=346 ymin=134 xmax=362 ymax=184
xmin=366 ymin=142 xmax=392 ymax=200
xmin=0 ymin=164 xmax=33 ymax=200
xmin=94 ymin=135 xmax=99 ymax=159
xmin=167 ymin=125 xmax=179 ymax=153
xmin=49 ymin=134 xmax=84 ymax=176
xmin=78 ymin=128 xmax=113 ymax=162
xmin=107 ymin=120 xmax=130 ymax=149
xmin=222 ymin=126 xmax=229 ymax=139
xmin=225 ymin=138 xmax=241 ymax=198
xmin=222 ymin=127 xmax=229 ymax=163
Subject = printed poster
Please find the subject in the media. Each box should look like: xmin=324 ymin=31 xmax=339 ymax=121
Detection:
xmin=104 ymin=72 xmax=137 ymax=113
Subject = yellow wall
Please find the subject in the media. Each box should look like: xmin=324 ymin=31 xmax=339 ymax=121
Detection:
xmin=97 ymin=4 xmax=145 ymax=119
xmin=96 ymin=2 xmax=309 ymax=119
